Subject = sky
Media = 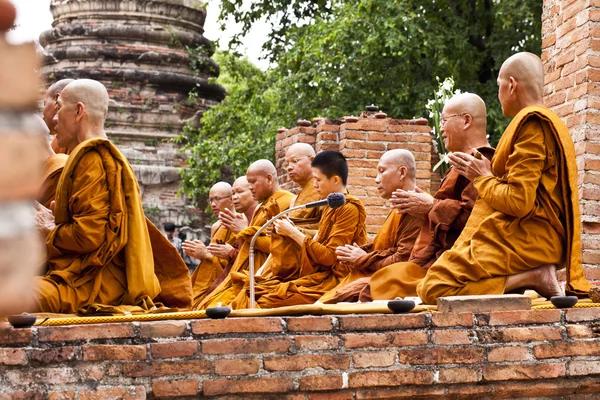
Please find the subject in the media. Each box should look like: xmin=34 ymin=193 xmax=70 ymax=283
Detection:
xmin=6 ymin=0 xmax=271 ymax=69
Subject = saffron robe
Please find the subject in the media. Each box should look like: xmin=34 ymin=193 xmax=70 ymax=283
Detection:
xmin=33 ymin=138 xmax=192 ymax=313
xmin=195 ymin=189 xmax=295 ymax=309
xmin=289 ymin=178 xmax=322 ymax=236
xmin=318 ymin=209 xmax=422 ymax=303
xmin=417 ymin=106 xmax=591 ymax=304
xmin=367 ymin=146 xmax=495 ymax=300
xmin=190 ymin=222 xmax=236 ymax=308
xmin=38 ymin=154 xmax=68 ymax=208
xmin=229 ymin=195 xmax=368 ymax=309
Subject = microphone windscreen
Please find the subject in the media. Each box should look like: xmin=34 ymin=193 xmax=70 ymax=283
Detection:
xmin=327 ymin=192 xmax=346 ymax=209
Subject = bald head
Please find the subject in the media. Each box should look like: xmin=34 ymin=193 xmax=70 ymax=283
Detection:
xmin=246 ymin=159 xmax=279 ymax=201
xmin=441 ymin=93 xmax=489 ymax=153
xmin=43 ymin=79 xmax=75 ymax=134
xmin=232 ymin=176 xmax=257 ymax=213
xmin=46 ymin=79 xmax=75 ymax=100
xmin=285 ymin=143 xmax=316 ymax=187
xmin=208 ymin=182 xmax=233 ymax=217
xmin=61 ymin=79 xmax=109 ymax=123
xmin=376 ymin=149 xmax=416 ymax=198
xmin=498 ymin=52 xmax=545 ymax=117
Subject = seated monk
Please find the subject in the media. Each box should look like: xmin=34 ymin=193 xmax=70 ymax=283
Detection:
xmin=331 ymin=93 xmax=495 ymax=302
xmin=34 ymin=114 xmax=68 ymax=209
xmin=284 ymin=143 xmax=323 ymax=235
xmin=417 ymin=52 xmax=591 ymax=304
xmin=42 ymin=79 xmax=73 ymax=155
xmin=319 ymin=149 xmax=423 ymax=303
xmin=228 ymin=150 xmax=368 ymax=309
xmin=184 ymin=182 xmax=238 ymax=307
xmin=32 ymin=79 xmax=191 ymax=313
xmin=195 ymin=160 xmax=295 ymax=309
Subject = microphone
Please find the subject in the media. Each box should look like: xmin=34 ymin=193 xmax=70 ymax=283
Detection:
xmin=247 ymin=192 xmax=347 ymax=308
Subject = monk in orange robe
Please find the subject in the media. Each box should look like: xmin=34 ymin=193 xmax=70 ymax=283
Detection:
xmin=417 ymin=52 xmax=592 ymax=304
xmin=196 ymin=160 xmax=295 ymax=309
xmin=32 ymin=79 xmax=192 ymax=313
xmin=319 ymin=149 xmax=422 ymax=303
xmin=184 ymin=182 xmax=237 ymax=307
xmin=42 ymin=79 xmax=73 ymax=155
xmin=343 ymin=93 xmax=495 ymax=301
xmin=229 ymin=150 xmax=368 ymax=309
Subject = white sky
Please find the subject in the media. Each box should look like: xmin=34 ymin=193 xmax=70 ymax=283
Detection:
xmin=7 ymin=0 xmax=271 ymax=69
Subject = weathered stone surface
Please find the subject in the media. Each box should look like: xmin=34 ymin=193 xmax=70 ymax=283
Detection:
xmin=437 ymin=295 xmax=532 ymax=314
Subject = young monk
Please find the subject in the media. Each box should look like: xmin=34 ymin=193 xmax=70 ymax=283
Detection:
xmin=417 ymin=52 xmax=591 ymax=304
xmin=328 ymin=93 xmax=494 ymax=302
xmin=196 ymin=160 xmax=295 ymax=309
xmin=32 ymin=79 xmax=191 ymax=313
xmin=318 ymin=149 xmax=422 ymax=303
xmin=184 ymin=182 xmax=237 ymax=307
xmin=228 ymin=150 xmax=368 ymax=309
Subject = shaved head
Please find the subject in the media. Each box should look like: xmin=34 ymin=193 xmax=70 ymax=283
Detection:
xmin=210 ymin=181 xmax=232 ymax=196
xmin=46 ymin=79 xmax=75 ymax=99
xmin=441 ymin=93 xmax=489 ymax=153
xmin=208 ymin=182 xmax=233 ymax=217
xmin=247 ymin=159 xmax=277 ymax=176
xmin=233 ymin=176 xmax=250 ymax=188
xmin=43 ymin=79 xmax=75 ymax=134
xmin=285 ymin=143 xmax=316 ymax=187
xmin=61 ymin=79 xmax=109 ymax=123
xmin=498 ymin=52 xmax=545 ymax=117
xmin=232 ymin=176 xmax=257 ymax=213
xmin=380 ymin=149 xmax=416 ymax=181
xmin=246 ymin=160 xmax=279 ymax=201
xmin=287 ymin=143 xmax=315 ymax=158
xmin=444 ymin=93 xmax=487 ymax=129
xmin=376 ymin=149 xmax=416 ymax=198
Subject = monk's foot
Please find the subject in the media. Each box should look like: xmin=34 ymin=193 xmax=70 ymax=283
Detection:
xmin=532 ymin=264 xmax=564 ymax=299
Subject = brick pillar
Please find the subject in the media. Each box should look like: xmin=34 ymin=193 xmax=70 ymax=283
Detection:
xmin=543 ymin=0 xmax=600 ymax=280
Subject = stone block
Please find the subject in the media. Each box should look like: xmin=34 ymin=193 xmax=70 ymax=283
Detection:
xmin=437 ymin=294 xmax=531 ymax=314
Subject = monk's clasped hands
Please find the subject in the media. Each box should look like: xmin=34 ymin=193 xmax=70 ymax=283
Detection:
xmin=389 ymin=189 xmax=433 ymax=217
xmin=335 ymin=243 xmax=367 ymax=264
xmin=273 ymin=217 xmax=305 ymax=245
xmin=206 ymin=243 xmax=235 ymax=260
xmin=448 ymin=149 xmax=492 ymax=181
xmin=34 ymin=201 xmax=56 ymax=236
xmin=182 ymin=240 xmax=213 ymax=261
xmin=219 ymin=208 xmax=248 ymax=234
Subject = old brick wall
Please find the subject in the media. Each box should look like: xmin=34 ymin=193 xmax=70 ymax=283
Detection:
xmin=2 ymin=309 xmax=600 ymax=398
xmin=543 ymin=0 xmax=600 ymax=280
xmin=275 ymin=113 xmax=437 ymax=235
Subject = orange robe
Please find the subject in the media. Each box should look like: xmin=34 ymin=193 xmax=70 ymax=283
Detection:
xmin=195 ymin=189 xmax=295 ymax=309
xmin=229 ymin=195 xmax=368 ymax=309
xmin=289 ymin=178 xmax=322 ymax=236
xmin=38 ymin=154 xmax=68 ymax=208
xmin=319 ymin=210 xmax=422 ymax=303
xmin=367 ymin=147 xmax=495 ymax=300
xmin=190 ymin=222 xmax=236 ymax=308
xmin=33 ymin=138 xmax=192 ymax=313
xmin=417 ymin=106 xmax=591 ymax=304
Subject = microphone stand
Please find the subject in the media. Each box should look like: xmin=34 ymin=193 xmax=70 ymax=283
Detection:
xmin=248 ymin=204 xmax=307 ymax=309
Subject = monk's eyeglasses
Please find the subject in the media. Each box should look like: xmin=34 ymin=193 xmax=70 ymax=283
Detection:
xmin=440 ymin=113 xmax=468 ymax=125
xmin=284 ymin=156 xmax=310 ymax=168
xmin=209 ymin=195 xmax=232 ymax=203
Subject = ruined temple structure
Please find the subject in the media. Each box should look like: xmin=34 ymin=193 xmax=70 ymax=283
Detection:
xmin=39 ymin=0 xmax=225 ymax=241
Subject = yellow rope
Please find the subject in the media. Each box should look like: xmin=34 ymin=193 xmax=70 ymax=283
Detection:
xmin=531 ymin=302 xmax=600 ymax=310
xmin=36 ymin=310 xmax=207 ymax=326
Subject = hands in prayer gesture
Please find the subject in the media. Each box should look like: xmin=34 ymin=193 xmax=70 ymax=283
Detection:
xmin=389 ymin=189 xmax=433 ymax=217
xmin=448 ymin=149 xmax=492 ymax=181
xmin=336 ymin=243 xmax=367 ymax=265
xmin=182 ymin=240 xmax=213 ymax=261
xmin=34 ymin=201 xmax=56 ymax=236
xmin=219 ymin=208 xmax=248 ymax=234
xmin=206 ymin=243 xmax=235 ymax=260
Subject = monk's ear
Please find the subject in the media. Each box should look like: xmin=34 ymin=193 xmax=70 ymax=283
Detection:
xmin=75 ymin=102 xmax=85 ymax=122
xmin=463 ymin=114 xmax=473 ymax=129
xmin=508 ymin=76 xmax=517 ymax=95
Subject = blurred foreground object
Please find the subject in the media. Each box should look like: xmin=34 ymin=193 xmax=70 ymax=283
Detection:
xmin=0 ymin=0 xmax=45 ymax=318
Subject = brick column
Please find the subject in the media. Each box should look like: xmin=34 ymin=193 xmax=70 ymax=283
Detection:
xmin=543 ymin=0 xmax=600 ymax=280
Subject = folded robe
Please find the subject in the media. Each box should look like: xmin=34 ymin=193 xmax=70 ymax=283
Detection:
xmin=38 ymin=154 xmax=68 ymax=208
xmin=417 ymin=106 xmax=591 ymax=304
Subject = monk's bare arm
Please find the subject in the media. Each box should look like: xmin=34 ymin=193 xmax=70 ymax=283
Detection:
xmin=472 ymin=121 xmax=546 ymax=218
xmin=48 ymin=151 xmax=110 ymax=253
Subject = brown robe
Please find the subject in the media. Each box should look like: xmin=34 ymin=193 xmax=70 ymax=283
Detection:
xmin=38 ymin=154 xmax=68 ymax=208
xmin=289 ymin=178 xmax=322 ymax=236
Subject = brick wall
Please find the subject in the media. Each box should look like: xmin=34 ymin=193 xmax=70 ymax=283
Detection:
xmin=275 ymin=113 xmax=439 ymax=235
xmin=2 ymin=309 xmax=600 ymax=398
xmin=543 ymin=0 xmax=600 ymax=280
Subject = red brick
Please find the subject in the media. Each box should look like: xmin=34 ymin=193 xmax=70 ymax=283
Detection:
xmin=339 ymin=131 xmax=367 ymax=140
xmin=299 ymin=374 xmax=343 ymax=391
xmin=339 ymin=149 xmax=365 ymax=158
xmin=341 ymin=140 xmax=386 ymax=151
xmin=309 ymin=393 xmax=353 ymax=400
xmin=0 ymin=348 xmax=27 ymax=365
xmin=48 ymin=391 xmax=76 ymax=400
xmin=295 ymin=335 xmax=339 ymax=351
xmin=534 ymin=340 xmax=600 ymax=358
xmin=431 ymin=329 xmax=473 ymax=345
xmin=438 ymin=367 xmax=480 ymax=384
xmin=82 ymin=345 xmax=146 ymax=361
xmin=150 ymin=341 xmax=198 ymax=359
xmin=338 ymin=313 xmax=426 ymax=330
xmin=79 ymin=365 xmax=105 ymax=382
xmin=139 ymin=321 xmax=187 ymax=338
xmin=38 ymin=323 xmax=135 ymax=342
xmin=343 ymin=331 xmax=428 ymax=349
xmin=0 ymin=326 xmax=33 ymax=345
xmin=399 ymin=347 xmax=484 ymax=365
xmin=201 ymin=337 xmax=291 ymax=354
xmin=566 ymin=308 xmax=600 ymax=322
xmin=566 ymin=324 xmax=594 ymax=338
xmin=431 ymin=312 xmax=474 ymax=327
xmin=492 ymin=380 xmax=580 ymax=399
xmin=487 ymin=346 xmax=531 ymax=362
xmin=123 ymin=360 xmax=212 ymax=377
xmin=483 ymin=363 xmax=565 ymax=381
xmin=191 ymin=317 xmax=282 ymax=334
xmin=29 ymin=346 xmax=78 ymax=364
xmin=446 ymin=384 xmax=493 ymax=399
xmin=345 ymin=120 xmax=387 ymax=132
xmin=203 ymin=377 xmax=294 ymax=396
xmin=368 ymin=132 xmax=403 ymax=142
xmin=214 ymin=358 xmax=260 ymax=376
xmin=356 ymin=386 xmax=445 ymax=399
xmin=483 ymin=309 xmax=562 ymax=326
xmin=349 ymin=370 xmax=434 ymax=388
xmin=352 ymin=351 xmax=396 ymax=368
xmin=478 ymin=326 xmax=563 ymax=343
xmin=152 ymin=379 xmax=199 ymax=397
xmin=77 ymin=387 xmax=145 ymax=400
xmin=316 ymin=124 xmax=340 ymax=133
xmin=388 ymin=124 xmax=432 ymax=134
xmin=264 ymin=354 xmax=350 ymax=371
xmin=569 ymin=360 xmax=600 ymax=376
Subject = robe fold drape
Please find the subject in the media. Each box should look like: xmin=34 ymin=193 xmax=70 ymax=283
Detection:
xmin=38 ymin=154 xmax=68 ymax=208
xmin=417 ymin=106 xmax=591 ymax=304
xmin=289 ymin=178 xmax=322 ymax=236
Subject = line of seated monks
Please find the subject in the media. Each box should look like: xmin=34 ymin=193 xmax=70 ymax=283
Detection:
xmin=30 ymin=51 xmax=591 ymax=314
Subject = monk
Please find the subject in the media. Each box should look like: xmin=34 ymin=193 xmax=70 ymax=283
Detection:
xmin=184 ymin=182 xmax=237 ymax=307
xmin=318 ymin=149 xmax=423 ymax=303
xmin=417 ymin=52 xmax=591 ymax=304
xmin=34 ymin=115 xmax=68 ymax=208
xmin=32 ymin=79 xmax=191 ymax=313
xmin=196 ymin=160 xmax=295 ymax=309
xmin=229 ymin=150 xmax=368 ymax=309
xmin=42 ymin=79 xmax=73 ymax=154
xmin=284 ymin=143 xmax=323 ymax=234
xmin=330 ymin=93 xmax=495 ymax=302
